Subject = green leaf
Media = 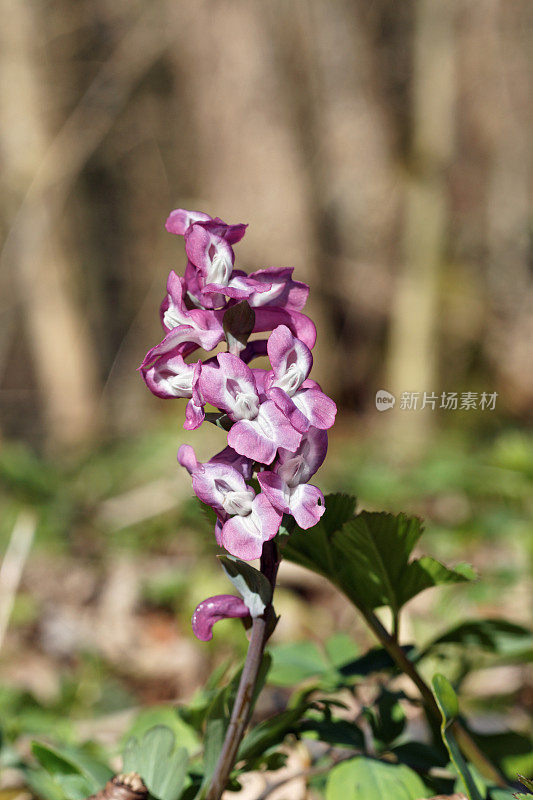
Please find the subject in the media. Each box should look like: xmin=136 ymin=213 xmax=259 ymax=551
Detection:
xmin=123 ymin=706 xmax=199 ymax=754
xmin=219 ymin=555 xmax=272 ymax=617
xmin=325 ymin=633 xmax=360 ymax=668
xmin=31 ymin=742 xmax=112 ymax=794
xmin=299 ymin=716 xmax=365 ymax=750
xmin=267 ymin=641 xmax=329 ymax=686
xmin=400 ymin=557 xmax=477 ymax=607
xmin=365 ymin=689 xmax=406 ymax=747
xmin=122 ymin=726 xmax=188 ymax=800
xmin=339 ymin=645 xmax=415 ymax=679
xmin=390 ymin=741 xmax=448 ymax=771
xmin=222 ymin=301 xmax=255 ymax=353
xmin=54 ymin=775 xmax=94 ymax=800
xmin=432 ymin=674 xmax=483 ymax=800
xmin=466 ymin=731 xmax=533 ymax=782
xmin=283 ymin=500 xmax=474 ymax=619
xmin=238 ymin=704 xmax=308 ymax=763
xmin=420 ymin=619 xmax=533 ymax=661
xmin=326 ymin=757 xmax=430 ymax=800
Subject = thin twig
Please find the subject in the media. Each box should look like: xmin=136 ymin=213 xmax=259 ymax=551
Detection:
xmin=0 ymin=511 xmax=36 ymax=650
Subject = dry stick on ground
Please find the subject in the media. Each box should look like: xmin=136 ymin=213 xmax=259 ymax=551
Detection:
xmin=0 ymin=511 xmax=36 ymax=650
xmin=205 ymin=541 xmax=280 ymax=800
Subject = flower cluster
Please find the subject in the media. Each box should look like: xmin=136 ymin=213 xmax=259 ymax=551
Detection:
xmin=141 ymin=209 xmax=336 ymax=639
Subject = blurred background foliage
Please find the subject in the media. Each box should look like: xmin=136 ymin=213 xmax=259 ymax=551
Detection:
xmin=0 ymin=0 xmax=531 ymax=793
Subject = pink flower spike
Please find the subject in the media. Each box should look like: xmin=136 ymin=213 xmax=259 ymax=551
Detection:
xmin=192 ymin=594 xmax=250 ymax=642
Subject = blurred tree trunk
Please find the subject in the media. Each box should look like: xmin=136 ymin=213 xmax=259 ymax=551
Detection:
xmin=483 ymin=1 xmax=533 ymax=413
xmin=0 ymin=0 xmax=101 ymax=450
xmin=386 ymin=0 xmax=457 ymax=456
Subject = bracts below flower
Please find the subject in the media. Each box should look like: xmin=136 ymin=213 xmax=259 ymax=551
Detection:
xmin=141 ymin=208 xmax=336 ymax=641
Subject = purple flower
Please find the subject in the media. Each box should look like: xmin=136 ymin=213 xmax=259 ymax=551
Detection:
xmin=141 ymin=272 xmax=225 ymax=369
xmin=141 ymin=208 xmax=335 ymax=578
xmin=265 ymin=325 xmax=337 ymax=433
xmin=192 ymin=594 xmax=250 ymax=641
xmin=177 ymin=444 xmax=281 ymax=560
xmin=257 ymin=428 xmax=328 ymax=529
xmin=199 ymin=353 xmax=301 ymax=464
xmin=233 ymin=267 xmax=309 ymax=311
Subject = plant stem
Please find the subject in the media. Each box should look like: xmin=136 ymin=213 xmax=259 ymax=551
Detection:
xmin=361 ymin=608 xmax=506 ymax=788
xmin=206 ymin=541 xmax=279 ymax=800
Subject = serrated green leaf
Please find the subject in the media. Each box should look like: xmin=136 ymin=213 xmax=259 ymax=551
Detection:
xmin=122 ymin=726 xmax=188 ymax=800
xmin=284 ymin=501 xmax=473 ymax=620
xmin=432 ymin=675 xmax=483 ymax=800
xmin=219 ymin=556 xmax=272 ymax=617
xmin=326 ymin=757 xmax=430 ymax=800
xmin=399 ymin=557 xmax=476 ymax=607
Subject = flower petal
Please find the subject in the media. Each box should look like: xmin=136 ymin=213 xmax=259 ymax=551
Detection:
xmin=253 ymin=308 xmax=316 ymax=350
xmin=266 ymin=326 xmax=312 ymax=399
xmin=257 ymin=471 xmax=291 ymax=514
xmin=209 ymin=446 xmax=253 ymax=480
xmin=199 ymin=354 xmax=259 ymax=420
xmin=165 ymin=209 xmax=211 ymax=235
xmin=220 ymin=494 xmax=282 ymax=560
xmin=184 ymin=398 xmax=205 ymax=430
xmin=177 ymin=444 xmax=199 ymax=475
xmin=278 ymin=428 xmax=328 ymax=486
xmin=141 ymin=352 xmax=196 ymax=399
xmin=192 ymin=462 xmax=251 ymax=513
xmin=292 ymin=388 xmax=337 ymax=430
xmin=228 ymin=400 xmax=301 ymax=464
xmin=267 ymin=387 xmax=310 ymax=434
xmin=191 ymin=594 xmax=250 ymax=641
xmin=289 ymin=483 xmax=325 ymax=529
xmin=245 ymin=267 xmax=309 ymax=311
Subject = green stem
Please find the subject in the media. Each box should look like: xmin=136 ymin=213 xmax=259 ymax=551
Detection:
xmin=361 ymin=608 xmax=506 ymax=788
